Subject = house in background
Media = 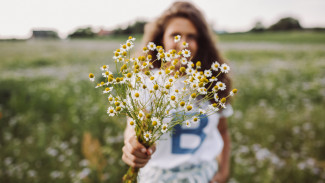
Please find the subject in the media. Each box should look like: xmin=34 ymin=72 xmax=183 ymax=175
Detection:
xmin=31 ymin=30 xmax=59 ymax=39
xmin=97 ymin=28 xmax=112 ymax=37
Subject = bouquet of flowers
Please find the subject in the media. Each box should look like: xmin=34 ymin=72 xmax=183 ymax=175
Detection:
xmin=89 ymin=35 xmax=237 ymax=183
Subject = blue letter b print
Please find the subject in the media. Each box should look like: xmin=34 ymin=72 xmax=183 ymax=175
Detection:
xmin=172 ymin=114 xmax=208 ymax=154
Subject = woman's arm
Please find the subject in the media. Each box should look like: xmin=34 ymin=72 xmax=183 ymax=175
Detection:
xmin=210 ymin=117 xmax=231 ymax=183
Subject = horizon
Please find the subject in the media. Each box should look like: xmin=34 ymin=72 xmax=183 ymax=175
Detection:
xmin=1 ymin=0 xmax=325 ymax=39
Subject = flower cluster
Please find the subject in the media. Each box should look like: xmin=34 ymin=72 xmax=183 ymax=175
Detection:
xmin=89 ymin=35 xmax=237 ymax=182
xmin=89 ymin=35 xmax=237 ymax=145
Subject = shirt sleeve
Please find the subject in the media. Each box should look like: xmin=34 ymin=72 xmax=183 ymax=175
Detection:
xmin=220 ymin=104 xmax=233 ymax=118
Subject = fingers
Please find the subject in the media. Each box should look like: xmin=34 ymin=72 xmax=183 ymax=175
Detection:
xmin=147 ymin=144 xmax=156 ymax=156
xmin=122 ymin=136 xmax=153 ymax=168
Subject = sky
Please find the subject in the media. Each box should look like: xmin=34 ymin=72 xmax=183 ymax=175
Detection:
xmin=0 ymin=0 xmax=324 ymax=39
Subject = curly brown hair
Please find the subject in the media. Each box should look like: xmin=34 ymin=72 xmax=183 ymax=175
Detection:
xmin=141 ymin=1 xmax=231 ymax=104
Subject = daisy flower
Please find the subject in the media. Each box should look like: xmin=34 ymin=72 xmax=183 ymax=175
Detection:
xmin=199 ymin=109 xmax=206 ymax=115
xmin=126 ymin=40 xmax=134 ymax=50
xmin=185 ymin=120 xmax=191 ymax=127
xmin=132 ymin=90 xmax=141 ymax=100
xmin=174 ymin=35 xmax=181 ymax=42
xmin=185 ymin=104 xmax=193 ymax=112
xmin=138 ymin=110 xmax=145 ymax=120
xmin=103 ymin=87 xmax=113 ymax=94
xmin=182 ymin=41 xmax=189 ymax=48
xmin=108 ymin=94 xmax=114 ymax=104
xmin=100 ymin=65 xmax=109 ymax=71
xmin=128 ymin=36 xmax=136 ymax=41
xmin=89 ymin=73 xmax=95 ymax=82
xmin=220 ymin=63 xmax=230 ymax=73
xmin=192 ymin=116 xmax=200 ymax=123
xmin=180 ymin=57 xmax=187 ymax=65
xmin=216 ymin=81 xmax=226 ymax=91
xmin=128 ymin=120 xmax=135 ymax=130
xmin=182 ymin=49 xmax=191 ymax=58
xmin=147 ymin=42 xmax=156 ymax=51
xmin=161 ymin=123 xmax=168 ymax=133
xmin=214 ymin=93 xmax=219 ymax=102
xmin=107 ymin=106 xmax=116 ymax=116
xmin=143 ymin=131 xmax=152 ymax=141
xmin=211 ymin=61 xmax=220 ymax=71
xmin=204 ymin=70 xmax=212 ymax=77
xmin=198 ymin=87 xmax=207 ymax=95
xmin=151 ymin=117 xmax=161 ymax=128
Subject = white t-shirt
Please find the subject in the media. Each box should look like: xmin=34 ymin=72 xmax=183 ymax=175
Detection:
xmin=146 ymin=104 xmax=233 ymax=169
xmin=136 ymin=71 xmax=233 ymax=169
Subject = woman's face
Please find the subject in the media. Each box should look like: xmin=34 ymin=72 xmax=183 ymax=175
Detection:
xmin=162 ymin=17 xmax=198 ymax=59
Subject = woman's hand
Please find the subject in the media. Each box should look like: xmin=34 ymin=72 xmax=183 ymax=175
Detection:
xmin=122 ymin=134 xmax=156 ymax=168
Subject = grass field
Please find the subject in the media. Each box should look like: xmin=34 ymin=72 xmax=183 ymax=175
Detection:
xmin=1 ymin=31 xmax=325 ymax=183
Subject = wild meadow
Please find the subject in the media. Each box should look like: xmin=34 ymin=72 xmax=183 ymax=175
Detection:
xmin=0 ymin=31 xmax=325 ymax=182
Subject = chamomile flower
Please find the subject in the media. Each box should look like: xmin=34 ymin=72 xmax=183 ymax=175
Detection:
xmin=174 ymin=35 xmax=181 ymax=42
xmin=128 ymin=36 xmax=136 ymax=41
xmin=126 ymin=40 xmax=134 ymax=50
xmin=209 ymin=76 xmax=218 ymax=82
xmin=89 ymin=73 xmax=95 ymax=82
xmin=108 ymin=94 xmax=114 ymax=104
xmin=180 ymin=57 xmax=188 ymax=65
xmin=199 ymin=109 xmax=206 ymax=115
xmin=107 ymin=106 xmax=116 ymax=116
xmin=204 ymin=70 xmax=212 ymax=77
xmin=211 ymin=62 xmax=220 ymax=71
xmin=143 ymin=131 xmax=152 ymax=141
xmin=147 ymin=42 xmax=156 ymax=51
xmin=185 ymin=120 xmax=191 ymax=127
xmin=214 ymin=93 xmax=219 ymax=102
xmin=192 ymin=116 xmax=200 ymax=123
xmin=230 ymin=89 xmax=237 ymax=96
xmin=132 ymin=90 xmax=141 ymax=101
xmin=161 ymin=124 xmax=168 ymax=133
xmin=102 ymin=71 xmax=112 ymax=78
xmin=151 ymin=117 xmax=161 ymax=128
xmin=128 ymin=119 xmax=136 ymax=128
xmin=182 ymin=41 xmax=189 ymax=48
xmin=208 ymin=103 xmax=220 ymax=112
xmin=138 ymin=110 xmax=145 ymax=120
xmin=103 ymin=87 xmax=113 ymax=94
xmin=198 ymin=87 xmax=207 ymax=95
xmin=100 ymin=65 xmax=109 ymax=71
xmin=216 ymin=81 xmax=226 ymax=91
xmin=182 ymin=49 xmax=191 ymax=58
xmin=186 ymin=67 xmax=194 ymax=75
xmin=190 ymin=82 xmax=198 ymax=90
xmin=220 ymin=63 xmax=230 ymax=73
xmin=185 ymin=104 xmax=193 ymax=112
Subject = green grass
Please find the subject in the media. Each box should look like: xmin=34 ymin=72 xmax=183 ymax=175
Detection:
xmin=0 ymin=31 xmax=324 ymax=182
xmin=218 ymin=31 xmax=325 ymax=44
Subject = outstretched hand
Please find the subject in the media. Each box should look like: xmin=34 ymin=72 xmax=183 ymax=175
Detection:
xmin=122 ymin=135 xmax=156 ymax=168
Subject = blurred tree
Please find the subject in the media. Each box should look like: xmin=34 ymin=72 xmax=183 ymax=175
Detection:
xmin=68 ymin=27 xmax=96 ymax=39
xmin=250 ymin=21 xmax=265 ymax=32
xmin=113 ymin=20 xmax=147 ymax=35
xmin=269 ymin=17 xmax=303 ymax=31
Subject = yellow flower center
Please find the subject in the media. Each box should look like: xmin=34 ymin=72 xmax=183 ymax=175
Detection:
xmin=153 ymin=85 xmax=159 ymax=90
xmin=116 ymin=107 xmax=121 ymax=111
xmin=171 ymin=96 xmax=176 ymax=100
xmin=152 ymin=121 xmax=157 ymax=126
xmin=89 ymin=73 xmax=94 ymax=78
xmin=186 ymin=105 xmax=192 ymax=111
xmin=135 ymin=93 xmax=140 ymax=98
xmin=180 ymin=101 xmax=185 ymax=107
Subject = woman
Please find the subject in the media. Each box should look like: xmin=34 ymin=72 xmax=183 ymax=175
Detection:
xmin=122 ymin=2 xmax=232 ymax=183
